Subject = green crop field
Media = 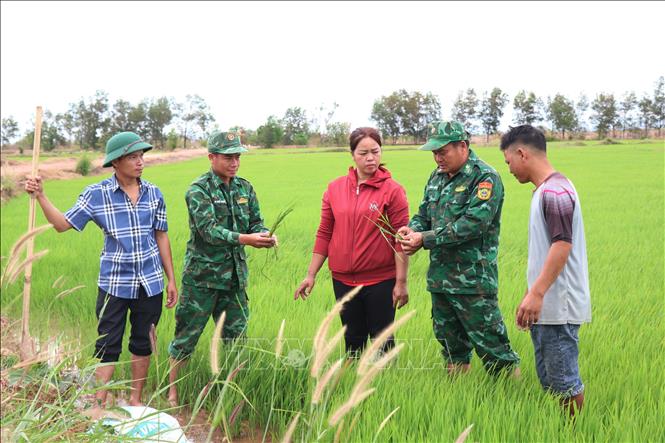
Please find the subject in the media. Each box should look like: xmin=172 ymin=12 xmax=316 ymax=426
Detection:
xmin=1 ymin=140 xmax=664 ymax=442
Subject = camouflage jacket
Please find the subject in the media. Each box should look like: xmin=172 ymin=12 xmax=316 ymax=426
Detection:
xmin=408 ymin=150 xmax=504 ymax=295
xmin=182 ymin=170 xmax=267 ymax=290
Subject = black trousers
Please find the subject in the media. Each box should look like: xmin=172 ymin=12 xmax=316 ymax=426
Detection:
xmin=94 ymin=286 xmax=163 ymax=363
xmin=332 ymin=278 xmax=396 ymax=357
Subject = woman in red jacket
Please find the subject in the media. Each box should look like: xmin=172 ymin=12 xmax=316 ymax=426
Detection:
xmin=294 ymin=127 xmax=410 ymax=356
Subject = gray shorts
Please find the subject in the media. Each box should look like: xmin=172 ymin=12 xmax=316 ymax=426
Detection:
xmin=530 ymin=324 xmax=584 ymax=398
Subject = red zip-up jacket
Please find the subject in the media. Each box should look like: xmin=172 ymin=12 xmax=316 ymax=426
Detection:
xmin=313 ymin=166 xmax=410 ymax=285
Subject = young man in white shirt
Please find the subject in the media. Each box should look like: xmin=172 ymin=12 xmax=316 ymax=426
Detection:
xmin=500 ymin=125 xmax=591 ymax=417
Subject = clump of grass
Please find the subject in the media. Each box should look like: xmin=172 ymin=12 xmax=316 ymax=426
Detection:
xmin=75 ymin=154 xmax=92 ymax=176
xmin=1 ymin=175 xmax=18 ymax=202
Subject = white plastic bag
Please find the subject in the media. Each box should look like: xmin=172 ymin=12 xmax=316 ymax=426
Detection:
xmin=99 ymin=406 xmax=192 ymax=442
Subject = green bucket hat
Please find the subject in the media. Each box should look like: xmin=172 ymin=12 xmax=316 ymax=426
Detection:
xmin=103 ymin=132 xmax=153 ymax=167
xmin=419 ymin=121 xmax=470 ymax=151
xmin=208 ymin=131 xmax=248 ymax=154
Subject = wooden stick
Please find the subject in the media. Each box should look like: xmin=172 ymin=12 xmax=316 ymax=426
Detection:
xmin=20 ymin=106 xmax=43 ymax=361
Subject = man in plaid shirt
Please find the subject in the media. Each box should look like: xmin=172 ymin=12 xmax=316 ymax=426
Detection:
xmin=25 ymin=131 xmax=178 ymax=407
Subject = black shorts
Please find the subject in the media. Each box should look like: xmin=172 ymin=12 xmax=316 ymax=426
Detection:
xmin=332 ymin=278 xmax=396 ymax=356
xmin=94 ymin=286 xmax=163 ymax=363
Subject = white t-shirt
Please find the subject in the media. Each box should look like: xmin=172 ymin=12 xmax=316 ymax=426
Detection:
xmin=528 ymin=172 xmax=591 ymax=325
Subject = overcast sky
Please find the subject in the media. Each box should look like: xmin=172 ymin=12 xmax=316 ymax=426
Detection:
xmin=1 ymin=1 xmax=663 ymax=135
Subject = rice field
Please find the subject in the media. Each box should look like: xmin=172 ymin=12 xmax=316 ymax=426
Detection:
xmin=1 ymin=140 xmax=664 ymax=441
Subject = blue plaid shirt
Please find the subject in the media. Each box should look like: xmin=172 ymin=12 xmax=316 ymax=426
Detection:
xmin=64 ymin=175 xmax=168 ymax=299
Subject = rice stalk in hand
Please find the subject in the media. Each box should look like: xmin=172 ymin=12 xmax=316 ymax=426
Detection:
xmin=261 ymin=205 xmax=295 ymax=278
xmin=363 ymin=214 xmax=403 ymax=262
xmin=269 ymin=205 xmax=295 ymax=258
xmin=269 ymin=205 xmax=295 ymax=237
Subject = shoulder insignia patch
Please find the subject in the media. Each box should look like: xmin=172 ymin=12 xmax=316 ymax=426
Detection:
xmin=477 ymin=182 xmax=493 ymax=200
xmin=455 ymin=185 xmax=466 ymax=192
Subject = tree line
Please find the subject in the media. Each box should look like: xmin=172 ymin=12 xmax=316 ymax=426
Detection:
xmin=1 ymin=76 xmax=663 ymax=151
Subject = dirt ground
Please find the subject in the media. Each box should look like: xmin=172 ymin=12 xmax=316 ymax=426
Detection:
xmin=0 ymin=148 xmax=208 ymax=202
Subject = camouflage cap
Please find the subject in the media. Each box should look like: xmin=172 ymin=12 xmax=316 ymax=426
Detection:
xmin=419 ymin=121 xmax=470 ymax=151
xmin=208 ymin=131 xmax=248 ymax=154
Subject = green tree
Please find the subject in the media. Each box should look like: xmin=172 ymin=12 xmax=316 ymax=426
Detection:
xmin=451 ymin=88 xmax=478 ymax=132
xmin=513 ymin=90 xmax=541 ymax=125
xmin=19 ymin=111 xmax=66 ymax=152
xmin=547 ymin=94 xmax=578 ymax=139
xmin=146 ymin=97 xmax=174 ymax=148
xmin=371 ymin=92 xmax=402 ymax=144
xmin=478 ymin=87 xmax=508 ymax=142
xmin=70 ymin=91 xmax=111 ymax=150
xmin=324 ymin=121 xmax=350 ymax=147
xmin=282 ymin=107 xmax=309 ymax=145
xmin=55 ymin=112 xmax=75 ymax=145
xmin=40 ymin=111 xmax=66 ymax=151
xmin=400 ymin=91 xmax=441 ymax=143
xmin=110 ymin=99 xmax=132 ymax=133
xmin=371 ymin=89 xmax=440 ymax=144
xmin=652 ymin=76 xmax=664 ymax=136
xmin=257 ymin=116 xmax=284 ymax=148
xmin=313 ymin=102 xmax=338 ymax=141
xmin=638 ymin=96 xmax=655 ymax=138
xmin=1 ymin=116 xmax=19 ymax=147
xmin=591 ymin=93 xmax=618 ymax=138
xmin=166 ymin=128 xmax=179 ymax=150
xmin=128 ymin=101 xmax=150 ymax=140
xmin=576 ymin=94 xmax=589 ymax=132
xmin=177 ymin=94 xmax=215 ymax=148
xmin=619 ymin=92 xmax=638 ymax=138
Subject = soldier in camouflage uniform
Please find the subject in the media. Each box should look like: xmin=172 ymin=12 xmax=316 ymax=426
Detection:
xmin=398 ymin=121 xmax=520 ymax=376
xmin=167 ymin=130 xmax=276 ymax=405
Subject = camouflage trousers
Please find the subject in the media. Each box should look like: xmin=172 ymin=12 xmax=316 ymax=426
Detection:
xmin=431 ymin=292 xmax=520 ymax=374
xmin=168 ymin=283 xmax=249 ymax=360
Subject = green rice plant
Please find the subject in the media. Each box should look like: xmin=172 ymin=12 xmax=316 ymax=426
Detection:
xmin=260 ymin=204 xmax=295 ymax=278
xmin=268 ymin=204 xmax=295 ymax=255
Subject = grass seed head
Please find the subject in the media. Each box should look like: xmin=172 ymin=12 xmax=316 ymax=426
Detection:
xmin=275 ymin=319 xmax=286 ymax=359
xmin=357 ymin=310 xmax=415 ymax=376
xmin=280 ymin=411 xmax=301 ymax=443
xmin=210 ymin=311 xmax=227 ymax=375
